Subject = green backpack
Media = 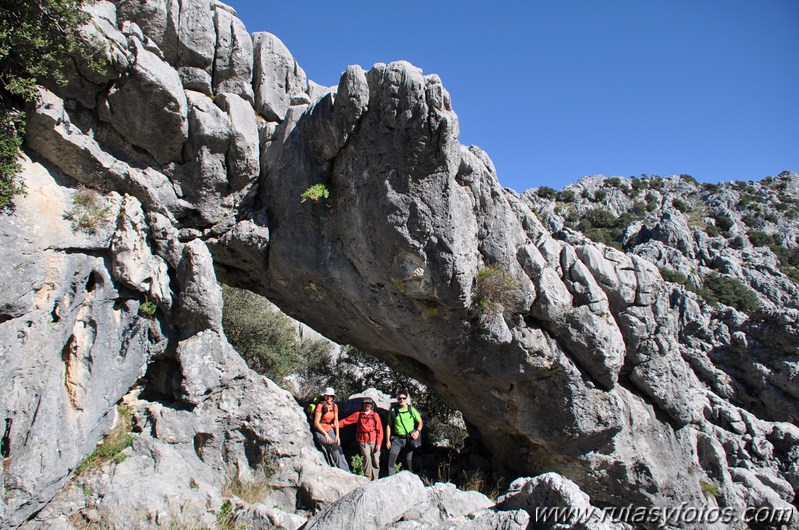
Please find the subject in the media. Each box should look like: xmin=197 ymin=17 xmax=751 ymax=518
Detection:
xmin=306 ymin=395 xmax=323 ymax=420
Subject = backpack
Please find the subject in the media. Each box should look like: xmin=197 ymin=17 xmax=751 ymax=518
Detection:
xmin=306 ymin=397 xmax=336 ymax=423
xmin=306 ymin=396 xmax=323 ymax=418
xmin=358 ymin=410 xmax=378 ymax=432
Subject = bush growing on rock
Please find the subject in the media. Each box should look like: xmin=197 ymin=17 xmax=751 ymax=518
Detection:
xmin=713 ymin=214 xmax=735 ymax=236
xmin=300 ymin=183 xmax=330 ymax=203
xmin=671 ymin=198 xmax=690 ymax=213
xmin=558 ymin=189 xmax=575 ymax=203
xmin=1 ymin=0 xmax=98 ymax=208
xmin=747 ymin=230 xmax=773 ymax=247
xmin=221 ymin=284 xmax=335 ymax=384
xmin=536 ymin=186 xmax=557 ymax=200
xmin=699 ymin=272 xmax=759 ymax=314
xmin=473 ymin=266 xmax=521 ymax=313
xmin=658 ymin=267 xmax=698 ymax=293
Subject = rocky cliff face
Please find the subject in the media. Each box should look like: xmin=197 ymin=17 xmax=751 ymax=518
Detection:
xmin=1 ymin=1 xmax=797 ymax=528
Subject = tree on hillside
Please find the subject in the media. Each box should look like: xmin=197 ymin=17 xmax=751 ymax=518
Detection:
xmin=0 ymin=0 xmax=93 ymax=208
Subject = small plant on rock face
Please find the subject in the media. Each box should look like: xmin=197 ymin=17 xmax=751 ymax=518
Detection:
xmin=473 ymin=266 xmax=521 ymax=313
xmin=138 ymin=299 xmax=157 ymax=319
xmin=217 ymin=501 xmax=235 ymax=529
xmin=700 ymin=480 xmax=721 ymax=498
xmin=66 ymin=188 xmax=111 ymax=233
xmin=75 ymin=404 xmax=135 ymax=475
xmin=222 ymin=454 xmax=275 ymax=505
xmin=300 ymin=183 xmax=330 ymax=203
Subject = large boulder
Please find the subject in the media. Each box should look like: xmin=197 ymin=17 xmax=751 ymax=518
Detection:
xmin=98 ymin=38 xmax=189 ymax=164
xmin=252 ymin=32 xmax=307 ymax=122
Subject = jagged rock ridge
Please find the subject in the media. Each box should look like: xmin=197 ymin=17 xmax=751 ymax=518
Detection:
xmin=0 ymin=0 xmax=797 ymax=528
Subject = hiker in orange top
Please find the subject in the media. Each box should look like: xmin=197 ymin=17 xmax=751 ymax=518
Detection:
xmin=338 ymin=396 xmax=383 ymax=480
xmin=312 ymin=387 xmax=349 ymax=471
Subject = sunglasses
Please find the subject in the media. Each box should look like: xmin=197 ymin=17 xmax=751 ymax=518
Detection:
xmin=398 ymin=397 xmax=407 ymax=401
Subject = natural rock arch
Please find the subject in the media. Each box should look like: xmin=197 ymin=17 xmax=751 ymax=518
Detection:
xmin=210 ymin=61 xmax=724 ymax=510
xmin=3 ymin=1 xmax=797 ymax=526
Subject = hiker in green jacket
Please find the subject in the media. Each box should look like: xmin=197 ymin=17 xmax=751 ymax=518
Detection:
xmin=386 ymin=391 xmax=423 ymax=475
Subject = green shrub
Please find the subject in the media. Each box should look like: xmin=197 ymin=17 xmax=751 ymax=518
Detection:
xmin=680 ymin=174 xmax=698 ymax=185
xmin=578 ymin=207 xmax=616 ymax=230
xmin=1 ymin=0 xmax=102 ymax=209
xmin=350 ymin=454 xmax=365 ymax=476
xmin=138 ymin=299 xmax=157 ymax=319
xmin=537 ymin=186 xmax=557 ymax=200
xmin=714 ymin=214 xmax=734 ymax=235
xmin=659 ymin=267 xmax=690 ymax=286
xmin=741 ymin=214 xmax=758 ymax=227
xmin=604 ymin=177 xmax=631 ymax=195
xmin=706 ymin=225 xmax=721 ymax=238
xmin=632 ymin=201 xmax=646 ymax=216
xmin=699 ymin=273 xmax=759 ymax=314
xmin=558 ymin=189 xmax=575 ymax=203
xmin=768 ymin=243 xmax=799 ymax=284
xmin=594 ymin=188 xmax=607 ymax=201
xmin=0 ymin=112 xmax=25 ymax=209
xmin=630 ymin=178 xmax=647 ymax=191
xmin=576 ymin=207 xmax=629 ymax=250
xmin=300 ymin=183 xmax=330 ymax=203
xmin=671 ymin=198 xmax=690 ymax=213
xmin=584 ymin=228 xmax=623 ymax=250
xmin=221 ymin=284 xmax=334 ymax=383
xmin=747 ymin=230 xmax=772 ymax=247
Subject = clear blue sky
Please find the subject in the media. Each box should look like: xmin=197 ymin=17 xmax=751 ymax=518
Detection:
xmin=229 ymin=0 xmax=799 ymax=192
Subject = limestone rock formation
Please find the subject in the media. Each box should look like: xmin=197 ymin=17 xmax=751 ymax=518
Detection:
xmin=1 ymin=0 xmax=798 ymax=528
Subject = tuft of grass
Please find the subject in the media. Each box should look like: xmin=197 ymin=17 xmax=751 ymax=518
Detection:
xmin=75 ymin=404 xmax=135 ymax=474
xmin=473 ymin=266 xmax=521 ymax=313
xmin=700 ymin=480 xmax=722 ymax=498
xmin=458 ymin=469 xmax=503 ymax=501
xmin=216 ymin=500 xmax=236 ymax=530
xmin=65 ymin=188 xmax=111 ymax=233
xmin=222 ymin=458 xmax=274 ymax=504
xmin=300 ymin=183 xmax=330 ymax=203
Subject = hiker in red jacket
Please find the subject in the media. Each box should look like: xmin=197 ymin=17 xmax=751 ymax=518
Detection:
xmin=339 ymin=397 xmax=384 ymax=480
